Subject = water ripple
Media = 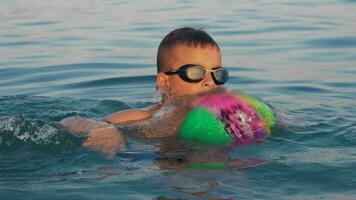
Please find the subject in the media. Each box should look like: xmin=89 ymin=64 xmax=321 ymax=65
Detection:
xmin=214 ymin=25 xmax=328 ymax=36
xmin=305 ymin=36 xmax=356 ymax=48
xmin=16 ymin=21 xmax=60 ymax=27
xmin=59 ymin=75 xmax=155 ymax=89
xmin=322 ymin=81 xmax=356 ymax=89
xmin=0 ymin=41 xmax=42 ymax=47
xmin=271 ymin=85 xmax=333 ymax=94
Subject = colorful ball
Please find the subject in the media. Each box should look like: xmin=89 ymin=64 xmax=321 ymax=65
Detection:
xmin=179 ymin=92 xmax=275 ymax=145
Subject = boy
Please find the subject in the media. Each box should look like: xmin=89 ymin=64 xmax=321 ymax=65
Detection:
xmin=60 ymin=27 xmax=228 ymax=157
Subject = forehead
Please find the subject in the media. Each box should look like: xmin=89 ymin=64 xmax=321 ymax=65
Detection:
xmin=165 ymin=44 xmax=222 ymax=70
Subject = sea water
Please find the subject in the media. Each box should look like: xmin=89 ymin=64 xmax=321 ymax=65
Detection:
xmin=0 ymin=0 xmax=355 ymax=199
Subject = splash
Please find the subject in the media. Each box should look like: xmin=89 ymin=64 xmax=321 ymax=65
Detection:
xmin=0 ymin=115 xmax=81 ymax=151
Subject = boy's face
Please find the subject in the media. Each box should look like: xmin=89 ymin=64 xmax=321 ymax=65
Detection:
xmin=157 ymin=44 xmax=222 ymax=96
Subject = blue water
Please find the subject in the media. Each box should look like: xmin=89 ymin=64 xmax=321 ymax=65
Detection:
xmin=1 ymin=0 xmax=355 ymax=199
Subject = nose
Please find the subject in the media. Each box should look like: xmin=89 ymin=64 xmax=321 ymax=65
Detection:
xmin=202 ymin=72 xmax=216 ymax=88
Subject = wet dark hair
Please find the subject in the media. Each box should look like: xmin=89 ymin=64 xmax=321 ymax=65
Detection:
xmin=156 ymin=27 xmax=220 ymax=73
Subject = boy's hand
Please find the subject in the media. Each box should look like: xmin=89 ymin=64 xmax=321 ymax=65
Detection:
xmin=59 ymin=116 xmax=125 ymax=157
xmin=83 ymin=124 xmax=125 ymax=158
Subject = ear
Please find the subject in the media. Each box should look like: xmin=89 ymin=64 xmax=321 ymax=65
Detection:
xmin=156 ymin=72 xmax=169 ymax=92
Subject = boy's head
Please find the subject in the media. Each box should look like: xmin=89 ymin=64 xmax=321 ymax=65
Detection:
xmin=156 ymin=27 xmax=227 ymax=97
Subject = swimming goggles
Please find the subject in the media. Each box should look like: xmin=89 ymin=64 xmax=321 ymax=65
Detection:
xmin=164 ymin=64 xmax=229 ymax=85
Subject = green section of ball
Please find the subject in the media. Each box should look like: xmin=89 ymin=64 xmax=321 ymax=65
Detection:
xmin=179 ymin=108 xmax=233 ymax=145
xmin=242 ymin=94 xmax=276 ymax=126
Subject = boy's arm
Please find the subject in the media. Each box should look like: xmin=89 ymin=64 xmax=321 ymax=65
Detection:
xmin=103 ymin=104 xmax=162 ymax=124
xmin=59 ymin=116 xmax=107 ymax=136
xmin=103 ymin=109 xmax=151 ymax=124
xmin=60 ymin=103 xmax=161 ymax=135
xmin=59 ymin=117 xmax=125 ymax=157
xmin=59 ymin=104 xmax=161 ymax=157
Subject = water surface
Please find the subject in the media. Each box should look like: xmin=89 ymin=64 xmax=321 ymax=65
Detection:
xmin=0 ymin=0 xmax=355 ymax=199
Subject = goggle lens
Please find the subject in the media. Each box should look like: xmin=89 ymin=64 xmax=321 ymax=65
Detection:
xmin=186 ymin=67 xmax=206 ymax=81
xmin=212 ymin=68 xmax=228 ymax=84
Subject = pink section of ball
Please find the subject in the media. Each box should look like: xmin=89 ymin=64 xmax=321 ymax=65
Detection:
xmin=197 ymin=93 xmax=267 ymax=144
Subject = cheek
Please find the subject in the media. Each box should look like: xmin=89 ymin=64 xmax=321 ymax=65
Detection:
xmin=167 ymin=76 xmax=217 ymax=96
xmin=168 ymin=78 xmax=198 ymax=95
